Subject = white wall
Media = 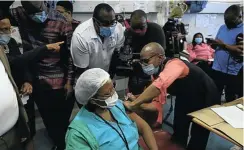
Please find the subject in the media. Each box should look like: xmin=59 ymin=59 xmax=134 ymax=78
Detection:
xmin=182 ymin=13 xmax=225 ymax=42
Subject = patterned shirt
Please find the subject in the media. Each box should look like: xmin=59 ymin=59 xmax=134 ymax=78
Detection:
xmin=10 ymin=7 xmax=74 ymax=89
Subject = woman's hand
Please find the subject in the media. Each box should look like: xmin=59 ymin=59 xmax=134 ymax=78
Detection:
xmin=46 ymin=41 xmax=64 ymax=52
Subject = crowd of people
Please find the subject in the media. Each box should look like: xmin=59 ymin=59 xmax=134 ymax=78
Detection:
xmin=0 ymin=1 xmax=243 ymax=150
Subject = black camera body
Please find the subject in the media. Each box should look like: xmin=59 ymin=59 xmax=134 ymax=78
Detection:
xmin=163 ymin=19 xmax=187 ymax=58
xmin=115 ymin=29 xmax=136 ymax=76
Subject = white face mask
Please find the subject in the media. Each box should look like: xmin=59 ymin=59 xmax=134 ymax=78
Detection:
xmin=91 ymin=92 xmax=118 ymax=109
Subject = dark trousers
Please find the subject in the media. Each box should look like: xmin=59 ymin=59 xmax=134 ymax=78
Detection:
xmin=0 ymin=126 xmax=24 ymax=150
xmin=172 ymin=96 xmax=211 ymax=150
xmin=24 ymin=97 xmax=36 ymax=138
xmin=212 ymin=69 xmax=243 ymax=102
xmin=196 ymin=61 xmax=213 ymax=77
xmin=33 ymin=88 xmax=75 ymax=150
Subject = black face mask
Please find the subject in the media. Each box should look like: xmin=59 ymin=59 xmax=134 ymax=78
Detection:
xmin=225 ymin=15 xmax=242 ymax=29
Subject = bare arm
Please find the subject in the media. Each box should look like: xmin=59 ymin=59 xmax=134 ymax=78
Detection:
xmin=127 ymin=112 xmax=158 ymax=150
xmin=140 ymin=103 xmax=158 ymax=112
xmin=124 ymin=59 xmax=188 ymax=111
xmin=131 ymin=85 xmax=161 ymax=110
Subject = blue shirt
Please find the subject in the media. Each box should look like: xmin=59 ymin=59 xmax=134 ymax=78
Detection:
xmin=74 ymin=100 xmax=140 ymax=150
xmin=212 ymin=23 xmax=243 ymax=75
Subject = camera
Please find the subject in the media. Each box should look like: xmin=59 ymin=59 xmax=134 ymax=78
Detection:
xmin=163 ymin=18 xmax=187 ymax=58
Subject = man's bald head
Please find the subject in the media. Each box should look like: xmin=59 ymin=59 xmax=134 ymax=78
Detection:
xmin=140 ymin=42 xmax=165 ymax=58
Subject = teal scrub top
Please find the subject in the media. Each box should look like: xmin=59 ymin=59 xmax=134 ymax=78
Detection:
xmin=73 ymin=100 xmax=140 ymax=150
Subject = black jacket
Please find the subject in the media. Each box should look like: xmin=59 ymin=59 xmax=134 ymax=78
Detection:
xmin=4 ymin=38 xmax=47 ymax=88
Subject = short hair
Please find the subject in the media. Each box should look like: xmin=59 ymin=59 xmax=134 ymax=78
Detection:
xmin=130 ymin=9 xmax=147 ymax=20
xmin=225 ymin=5 xmax=241 ymax=17
xmin=93 ymin=3 xmax=114 ymax=21
xmin=56 ymin=1 xmax=73 ymax=13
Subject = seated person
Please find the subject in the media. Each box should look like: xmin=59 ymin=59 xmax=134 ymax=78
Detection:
xmin=65 ymin=68 xmax=158 ymax=150
xmin=187 ymin=33 xmax=214 ymax=75
xmin=187 ymin=32 xmax=214 ymax=63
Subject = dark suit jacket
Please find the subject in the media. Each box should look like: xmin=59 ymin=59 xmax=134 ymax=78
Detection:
xmin=0 ymin=46 xmax=30 ymax=141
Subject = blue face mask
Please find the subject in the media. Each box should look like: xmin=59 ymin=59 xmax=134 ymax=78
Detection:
xmin=0 ymin=34 xmax=11 ymax=45
xmin=195 ymin=38 xmax=202 ymax=44
xmin=99 ymin=25 xmax=116 ymax=37
xmin=142 ymin=64 xmax=159 ymax=76
xmin=30 ymin=11 xmax=48 ymax=23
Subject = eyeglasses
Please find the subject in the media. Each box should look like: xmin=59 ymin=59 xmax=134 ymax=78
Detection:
xmin=95 ymin=88 xmax=115 ymax=99
xmin=93 ymin=17 xmax=117 ymax=27
xmin=140 ymin=54 xmax=158 ymax=65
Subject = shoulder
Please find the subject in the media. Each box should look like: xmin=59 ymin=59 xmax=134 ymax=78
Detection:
xmin=115 ymin=22 xmax=124 ymax=33
xmin=218 ymin=24 xmax=227 ymax=31
xmin=166 ymin=58 xmax=187 ymax=67
xmin=73 ymin=19 xmax=94 ymax=39
xmin=47 ymin=10 xmax=67 ymax=23
xmin=148 ymin=22 xmax=162 ymax=31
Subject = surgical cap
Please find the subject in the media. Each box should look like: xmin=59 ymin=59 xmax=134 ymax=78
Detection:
xmin=75 ymin=68 xmax=110 ymax=105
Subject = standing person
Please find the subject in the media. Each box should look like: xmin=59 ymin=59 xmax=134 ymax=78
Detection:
xmin=0 ymin=10 xmax=65 ymax=147
xmin=0 ymin=46 xmax=30 ymax=150
xmin=163 ymin=5 xmax=187 ymax=58
xmin=1 ymin=1 xmax=75 ymax=149
xmin=210 ymin=5 xmax=243 ymax=102
xmin=124 ymin=42 xmax=219 ymax=150
xmin=126 ymin=9 xmax=166 ymax=95
xmin=71 ymin=3 xmax=124 ymax=79
xmin=56 ymin=0 xmax=80 ymax=30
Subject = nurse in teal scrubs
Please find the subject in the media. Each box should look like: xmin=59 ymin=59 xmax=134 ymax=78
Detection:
xmin=65 ymin=68 xmax=158 ymax=150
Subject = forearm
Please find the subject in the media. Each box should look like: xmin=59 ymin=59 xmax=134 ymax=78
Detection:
xmin=128 ymin=113 xmax=158 ymax=150
xmin=8 ymin=46 xmax=47 ymax=68
xmin=67 ymin=56 xmax=75 ymax=85
xmin=140 ymin=103 xmax=157 ymax=112
xmin=140 ymin=120 xmax=158 ymax=150
xmin=131 ymin=84 xmax=160 ymax=109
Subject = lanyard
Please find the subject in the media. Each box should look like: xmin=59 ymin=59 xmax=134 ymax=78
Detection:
xmin=95 ymin=110 xmax=130 ymax=150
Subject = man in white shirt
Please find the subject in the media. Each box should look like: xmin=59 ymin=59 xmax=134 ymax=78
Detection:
xmin=71 ymin=3 xmax=124 ymax=79
xmin=0 ymin=45 xmax=30 ymax=150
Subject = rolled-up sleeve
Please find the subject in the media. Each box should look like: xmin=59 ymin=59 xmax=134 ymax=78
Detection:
xmin=152 ymin=59 xmax=189 ymax=103
xmin=71 ymin=34 xmax=89 ymax=69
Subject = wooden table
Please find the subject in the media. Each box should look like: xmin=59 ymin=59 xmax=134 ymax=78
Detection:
xmin=191 ymin=98 xmax=244 ymax=147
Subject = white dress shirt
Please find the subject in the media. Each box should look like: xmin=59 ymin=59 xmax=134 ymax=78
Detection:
xmin=0 ymin=60 xmax=19 ymax=136
xmin=71 ymin=18 xmax=125 ymax=72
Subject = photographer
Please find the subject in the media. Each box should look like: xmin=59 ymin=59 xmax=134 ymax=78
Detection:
xmin=163 ymin=6 xmax=187 ymax=58
xmin=116 ymin=10 xmax=166 ymax=95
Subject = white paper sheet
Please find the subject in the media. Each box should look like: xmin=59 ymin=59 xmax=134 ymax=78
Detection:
xmin=21 ymin=95 xmax=29 ymax=105
xmin=211 ymin=106 xmax=244 ymax=129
